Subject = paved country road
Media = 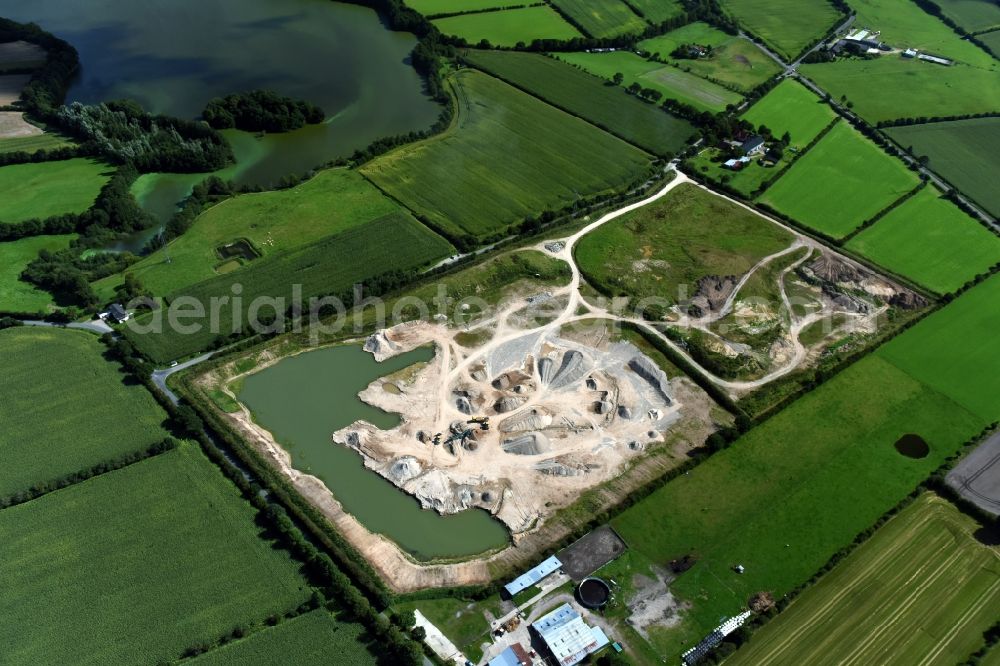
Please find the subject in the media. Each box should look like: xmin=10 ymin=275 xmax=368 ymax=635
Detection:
xmin=21 ymin=318 xmax=114 ymax=334
xmin=151 ymin=352 xmax=214 ymax=404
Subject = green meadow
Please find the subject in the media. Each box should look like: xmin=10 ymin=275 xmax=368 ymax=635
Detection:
xmin=934 ymin=0 xmax=1000 ymax=32
xmin=626 ymin=0 xmax=683 ymax=23
xmin=846 ymin=186 xmax=1000 ymax=294
xmin=0 ymin=234 xmax=75 ymax=312
xmin=741 ymin=79 xmax=836 ymax=146
xmin=432 ymin=6 xmax=581 ymax=46
xmin=759 ymin=121 xmax=920 ymax=238
xmin=405 ymin=0 xmax=511 ymax=15
xmin=0 ymin=131 xmax=72 ymax=155
xmin=361 ymin=69 xmax=652 ymax=240
xmin=0 ymin=158 xmax=111 ymax=224
xmin=548 ymin=0 xmax=647 ymax=38
xmin=719 ymin=0 xmax=843 ymax=60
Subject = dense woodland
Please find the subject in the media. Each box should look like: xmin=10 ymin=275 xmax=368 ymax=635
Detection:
xmin=202 ymin=90 xmax=325 ymax=133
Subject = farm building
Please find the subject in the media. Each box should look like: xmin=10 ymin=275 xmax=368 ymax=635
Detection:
xmin=99 ymin=303 xmax=130 ymax=324
xmin=504 ymin=555 xmax=561 ymax=596
xmin=681 ymin=611 xmax=753 ymax=665
xmin=531 ymin=603 xmax=610 ymax=666
xmin=725 ymin=156 xmax=752 ymax=170
xmin=917 ymin=53 xmax=952 ymax=65
xmin=741 ymin=136 xmax=766 ymax=156
xmin=488 ymin=643 xmax=534 ymax=666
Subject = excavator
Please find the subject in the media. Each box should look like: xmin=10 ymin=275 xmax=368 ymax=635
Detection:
xmin=467 ymin=416 xmax=490 ymax=431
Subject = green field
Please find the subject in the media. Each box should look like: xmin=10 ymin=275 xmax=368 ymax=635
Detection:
xmin=802 ymin=56 xmax=1000 ymax=124
xmin=0 ymin=444 xmax=311 ymax=664
xmin=126 ymin=215 xmax=453 ymax=363
xmin=981 ymin=28 xmax=1000 ymax=53
xmin=191 ymin=610 xmax=376 ymax=665
xmin=0 ymin=158 xmax=112 ymax=224
xmin=405 ymin=0 xmax=514 ymax=15
xmin=760 ymin=121 xmax=920 ymax=238
xmin=742 ymin=79 xmax=836 ymax=146
xmin=576 ymin=183 xmax=793 ymax=306
xmin=549 ymin=0 xmax=647 ymax=37
xmin=846 ymin=186 xmax=1000 ymax=294
xmin=935 ymin=0 xmax=1000 ymax=32
xmin=626 ymin=0 xmax=683 ymax=23
xmin=0 ymin=234 xmax=75 ymax=312
xmin=887 ymin=117 xmax=1000 ymax=218
xmin=361 ymin=69 xmax=652 ymax=239
xmin=639 ymin=22 xmax=783 ymax=91
xmin=462 ymin=50 xmax=694 ymax=155
xmin=94 ymin=168 xmax=414 ymax=300
xmin=432 ymin=6 xmax=581 ymax=46
xmin=719 ymin=0 xmax=843 ymax=61
xmin=852 ymin=0 xmax=997 ymax=67
xmin=0 ymin=131 xmax=72 ymax=155
xmin=729 ymin=494 xmax=1000 ymax=666
xmin=609 ymin=275 xmax=1000 ymax=657
xmin=555 ymin=51 xmax=743 ymax=112
xmin=0 ymin=327 xmax=172 ymax=497
xmin=688 ymin=147 xmax=791 ymax=196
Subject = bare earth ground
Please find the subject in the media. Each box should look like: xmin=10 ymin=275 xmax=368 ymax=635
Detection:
xmin=0 ymin=74 xmax=30 ymax=106
xmin=0 ymin=41 xmax=46 ymax=70
xmin=0 ymin=112 xmax=42 ymax=138
xmin=947 ymin=431 xmax=1000 ymax=516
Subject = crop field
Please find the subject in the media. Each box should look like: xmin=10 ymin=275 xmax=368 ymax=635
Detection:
xmin=638 ymin=22 xmax=783 ymax=91
xmin=0 ymin=130 xmax=71 ymax=154
xmin=0 ymin=40 xmax=46 ymax=71
xmin=934 ymin=0 xmax=1000 ymax=32
xmin=610 ymin=275 xmax=1000 ymax=656
xmin=0 ymin=327 xmax=171 ymax=497
xmin=548 ymin=0 xmax=647 ymax=37
xmin=981 ymin=28 xmax=1000 ymax=54
xmin=0 ymin=234 xmax=75 ymax=312
xmin=801 ymin=59 xmax=1000 ymax=124
xmin=0 ymin=158 xmax=112 ymax=224
xmin=852 ymin=0 xmax=997 ymax=67
xmin=361 ymin=69 xmax=651 ymax=240
xmin=191 ymin=610 xmax=375 ymax=665
xmin=626 ymin=0 xmax=683 ymax=23
xmin=728 ymin=494 xmax=1000 ymax=666
xmin=887 ymin=118 xmax=1000 ymax=218
xmin=126 ymin=214 xmax=453 ymax=363
xmin=719 ymin=0 xmax=842 ymax=61
xmin=93 ymin=168 xmax=413 ymax=300
xmin=462 ymin=50 xmax=694 ymax=155
xmin=576 ymin=183 xmax=793 ymax=306
xmin=0 ymin=444 xmax=311 ymax=664
xmin=846 ymin=186 xmax=1000 ymax=294
xmin=406 ymin=0 xmax=512 ymax=15
xmin=759 ymin=121 xmax=920 ymax=238
xmin=741 ymin=79 xmax=836 ymax=147
xmin=555 ymin=51 xmax=743 ymax=112
xmin=432 ymin=6 xmax=581 ymax=46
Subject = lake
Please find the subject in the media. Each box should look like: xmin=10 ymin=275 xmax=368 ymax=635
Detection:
xmin=0 ymin=0 xmax=442 ymax=195
xmin=238 ymin=344 xmax=510 ymax=560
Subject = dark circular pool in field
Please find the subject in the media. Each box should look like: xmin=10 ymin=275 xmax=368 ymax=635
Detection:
xmin=577 ymin=577 xmax=611 ymax=609
xmin=894 ymin=433 xmax=929 ymax=459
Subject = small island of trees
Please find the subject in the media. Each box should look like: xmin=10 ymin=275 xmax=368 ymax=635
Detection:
xmin=202 ymin=90 xmax=325 ymax=133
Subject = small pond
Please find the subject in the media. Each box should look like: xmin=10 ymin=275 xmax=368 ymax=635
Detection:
xmin=894 ymin=433 xmax=930 ymax=459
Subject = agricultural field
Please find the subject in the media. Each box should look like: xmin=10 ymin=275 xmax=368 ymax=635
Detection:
xmin=626 ymin=0 xmax=683 ymax=23
xmin=688 ymin=147 xmax=791 ymax=196
xmin=0 ymin=234 xmax=74 ymax=312
xmin=981 ymin=28 xmax=1000 ymax=53
xmin=934 ymin=0 xmax=1000 ymax=33
xmin=548 ymin=0 xmax=647 ymax=37
xmin=0 ymin=128 xmax=71 ymax=154
xmin=886 ymin=117 xmax=1000 ymax=218
xmin=803 ymin=58 xmax=1000 ymax=124
xmin=94 ymin=167 xmax=416 ymax=300
xmin=0 ymin=444 xmax=312 ymax=664
xmin=126 ymin=214 xmax=453 ymax=363
xmin=0 ymin=326 xmax=171 ymax=497
xmin=576 ymin=182 xmax=794 ymax=307
xmin=360 ymin=69 xmax=652 ymax=240
xmin=461 ymin=50 xmax=694 ymax=155
xmin=0 ymin=158 xmax=112 ymax=224
xmin=431 ymin=6 xmax=581 ymax=46
xmin=191 ymin=610 xmax=376 ymax=666
xmin=0 ymin=40 xmax=46 ymax=71
xmin=728 ymin=494 xmax=1000 ymax=666
xmin=638 ymin=22 xmax=783 ymax=91
xmin=759 ymin=121 xmax=920 ymax=238
xmin=846 ymin=186 xmax=1000 ymax=294
xmin=405 ymin=0 xmax=512 ymax=15
xmin=719 ymin=0 xmax=843 ymax=61
xmin=609 ymin=274 xmax=1000 ymax=656
xmin=0 ymin=72 xmax=30 ymax=105
xmin=741 ymin=79 xmax=836 ymax=147
xmin=555 ymin=51 xmax=743 ymax=112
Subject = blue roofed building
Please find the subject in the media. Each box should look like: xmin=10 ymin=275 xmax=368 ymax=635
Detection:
xmin=504 ymin=555 xmax=562 ymax=597
xmin=488 ymin=643 xmax=534 ymax=666
xmin=531 ymin=603 xmax=610 ymax=666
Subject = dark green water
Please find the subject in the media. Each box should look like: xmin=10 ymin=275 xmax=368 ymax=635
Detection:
xmin=238 ymin=344 xmax=510 ymax=560
xmin=0 ymin=0 xmax=442 ymax=202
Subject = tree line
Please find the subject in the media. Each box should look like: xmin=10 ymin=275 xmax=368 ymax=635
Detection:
xmin=202 ymin=90 xmax=325 ymax=133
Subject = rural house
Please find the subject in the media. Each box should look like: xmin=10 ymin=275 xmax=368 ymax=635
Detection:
xmin=741 ymin=136 xmax=766 ymax=156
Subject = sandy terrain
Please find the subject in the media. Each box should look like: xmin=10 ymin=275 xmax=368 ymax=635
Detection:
xmin=0 ymin=111 xmax=42 ymax=138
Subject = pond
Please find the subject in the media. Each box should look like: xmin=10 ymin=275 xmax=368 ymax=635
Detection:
xmin=238 ymin=343 xmax=510 ymax=560
xmin=0 ymin=0 xmax=442 ymax=201
xmin=894 ymin=433 xmax=930 ymax=459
